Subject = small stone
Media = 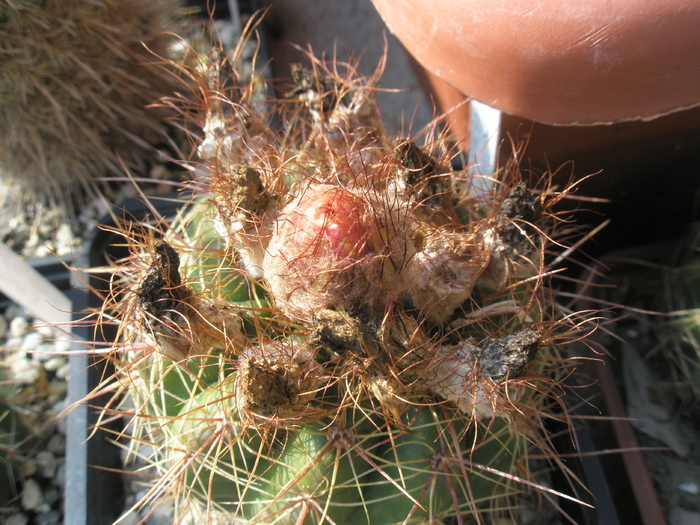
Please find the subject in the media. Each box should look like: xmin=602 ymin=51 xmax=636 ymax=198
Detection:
xmin=53 ymin=462 xmax=66 ymax=489
xmin=54 ymin=410 xmax=68 ymax=436
xmin=678 ymin=481 xmax=699 ymax=495
xmin=4 ymin=304 xmax=23 ymax=321
xmin=0 ymin=314 xmax=8 ymax=339
xmin=11 ymin=358 xmax=42 ymax=384
xmin=47 ymin=379 xmax=67 ymax=402
xmin=33 ymin=244 xmax=51 ymax=258
xmin=624 ymin=327 xmax=640 ymax=339
xmin=31 ymin=343 xmax=57 ymax=362
xmin=34 ymin=322 xmax=56 ymax=340
xmin=55 ymin=223 xmax=78 ymax=256
xmin=3 ymin=336 xmax=24 ymax=350
xmin=53 ymin=334 xmax=72 ymax=354
xmin=37 ymin=419 xmax=57 ymax=439
xmin=142 ymin=497 xmax=174 ymax=525
xmin=42 ymin=486 xmax=61 ymax=506
xmin=21 ymin=478 xmax=49 ymax=513
xmin=669 ymin=508 xmax=700 ymax=525
xmin=124 ymin=494 xmax=136 ymax=507
xmin=116 ymin=512 xmax=140 ymax=525
xmin=20 ymin=458 xmax=38 ymax=477
xmin=44 ymin=356 xmax=67 ymax=372
xmin=21 ymin=331 xmax=43 ymax=352
xmin=55 ymin=362 xmax=70 ymax=380
xmin=35 ymin=450 xmax=57 ymax=478
xmin=35 ymin=509 xmax=61 ymax=525
xmin=47 ymin=432 xmax=66 ymax=456
xmin=9 ymin=316 xmax=29 ymax=338
xmin=4 ymin=513 xmax=29 ymax=525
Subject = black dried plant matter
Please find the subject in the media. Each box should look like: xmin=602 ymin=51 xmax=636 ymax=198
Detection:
xmin=479 ymin=330 xmax=542 ymax=381
xmin=496 ymin=184 xmax=542 ymax=256
xmin=0 ymin=0 xmax=185 ymax=209
xmin=137 ymin=241 xmax=187 ymax=326
xmin=136 ymin=241 xmax=243 ymax=364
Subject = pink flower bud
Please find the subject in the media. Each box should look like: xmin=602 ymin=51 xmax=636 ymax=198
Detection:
xmin=289 ymin=186 xmax=370 ymax=260
xmin=263 ymin=184 xmax=414 ymax=319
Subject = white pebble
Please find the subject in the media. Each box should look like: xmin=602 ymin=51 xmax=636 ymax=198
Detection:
xmin=32 ymin=245 xmax=51 ymax=258
xmin=43 ymin=486 xmax=61 ymax=506
xmin=37 ymin=419 xmax=57 ymax=439
xmin=11 ymin=358 xmax=42 ymax=384
xmin=4 ymin=304 xmax=23 ymax=321
xmin=34 ymin=323 xmax=56 ymax=340
xmin=31 ymin=343 xmax=57 ymax=362
xmin=47 ymin=433 xmax=66 ymax=455
xmin=3 ymin=335 xmax=24 ymax=350
xmin=53 ymin=462 xmax=66 ymax=489
xmin=55 ymin=362 xmax=70 ymax=380
xmin=117 ymin=512 xmax=140 ymax=525
xmin=35 ymin=509 xmax=61 ymax=525
xmin=20 ymin=458 xmax=38 ymax=477
xmin=54 ymin=405 xmax=68 ymax=435
xmin=21 ymin=332 xmax=43 ymax=352
xmin=55 ymin=223 xmax=76 ymax=256
xmin=44 ymin=356 xmax=67 ymax=372
xmin=53 ymin=334 xmax=72 ymax=354
xmin=21 ymin=478 xmax=49 ymax=513
xmin=9 ymin=316 xmax=29 ymax=338
xmin=4 ymin=513 xmax=29 ymax=525
xmin=679 ymin=481 xmax=699 ymax=495
xmin=47 ymin=380 xmax=67 ymax=404
xmin=35 ymin=450 xmax=57 ymax=478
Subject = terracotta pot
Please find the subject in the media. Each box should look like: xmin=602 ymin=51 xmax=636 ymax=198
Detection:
xmin=371 ymin=0 xmax=700 ymax=125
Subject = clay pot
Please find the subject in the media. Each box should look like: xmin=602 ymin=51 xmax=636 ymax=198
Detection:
xmin=371 ymin=0 xmax=700 ymax=125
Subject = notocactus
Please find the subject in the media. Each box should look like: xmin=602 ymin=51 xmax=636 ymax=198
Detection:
xmin=0 ymin=370 xmax=31 ymax=508
xmin=0 ymin=0 xmax=185 ymax=208
xmin=96 ymin=22 xmax=589 ymax=525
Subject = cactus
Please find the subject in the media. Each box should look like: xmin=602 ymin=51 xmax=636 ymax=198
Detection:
xmin=660 ymin=225 xmax=700 ymax=411
xmin=92 ymin=21 xmax=590 ymax=525
xmin=0 ymin=358 xmax=32 ymax=509
xmin=0 ymin=0 xmax=185 ymax=210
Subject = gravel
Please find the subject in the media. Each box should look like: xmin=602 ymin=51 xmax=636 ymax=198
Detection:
xmin=1 ymin=307 xmax=70 ymax=525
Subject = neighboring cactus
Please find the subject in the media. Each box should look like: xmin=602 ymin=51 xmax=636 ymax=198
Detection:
xmin=0 ymin=360 xmax=32 ymax=509
xmin=93 ymin=22 xmax=590 ymax=525
xmin=661 ymin=226 xmax=700 ymax=412
xmin=0 ymin=0 xmax=185 ymax=210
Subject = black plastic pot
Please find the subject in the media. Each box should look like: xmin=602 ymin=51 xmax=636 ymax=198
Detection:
xmin=65 ymin=194 xmax=184 ymax=525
